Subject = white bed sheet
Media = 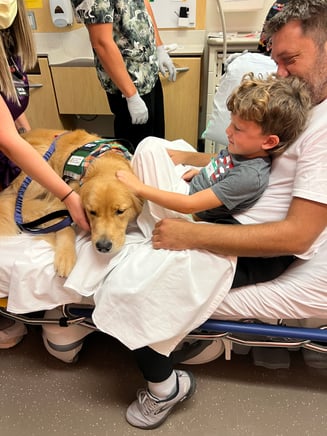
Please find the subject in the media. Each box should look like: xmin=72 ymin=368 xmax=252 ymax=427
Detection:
xmin=0 ymin=225 xmax=236 ymax=355
xmin=0 ymin=142 xmax=326 ymax=355
xmin=0 ymin=223 xmax=326 ymax=356
xmin=214 ymin=239 xmax=327 ymax=321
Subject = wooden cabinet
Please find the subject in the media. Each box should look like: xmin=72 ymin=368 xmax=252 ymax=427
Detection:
xmin=25 ymin=57 xmax=66 ymax=129
xmin=161 ymin=57 xmax=201 ymax=147
xmin=50 ymin=56 xmax=202 ymax=147
xmin=51 ymin=66 xmax=112 ymax=115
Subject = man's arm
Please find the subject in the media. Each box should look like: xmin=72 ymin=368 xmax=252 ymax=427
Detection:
xmin=167 ymin=149 xmax=215 ymax=166
xmin=152 ymin=197 xmax=327 ymax=256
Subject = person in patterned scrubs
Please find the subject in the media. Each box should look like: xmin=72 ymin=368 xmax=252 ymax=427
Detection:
xmin=71 ymin=0 xmax=176 ymax=149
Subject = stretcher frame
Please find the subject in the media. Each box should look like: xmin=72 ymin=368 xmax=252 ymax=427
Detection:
xmin=1 ymin=299 xmax=327 ymax=358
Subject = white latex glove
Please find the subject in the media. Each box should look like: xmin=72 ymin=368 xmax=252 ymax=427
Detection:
xmin=126 ymin=92 xmax=149 ymax=124
xmin=157 ymin=45 xmax=177 ymax=81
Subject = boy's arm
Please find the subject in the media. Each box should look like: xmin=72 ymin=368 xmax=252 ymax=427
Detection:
xmin=116 ymin=170 xmax=223 ymax=214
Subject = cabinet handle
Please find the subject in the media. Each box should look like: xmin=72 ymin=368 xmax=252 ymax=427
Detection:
xmin=176 ymin=67 xmax=190 ymax=73
xmin=29 ymin=83 xmax=43 ymax=89
xmin=160 ymin=66 xmax=189 ymax=79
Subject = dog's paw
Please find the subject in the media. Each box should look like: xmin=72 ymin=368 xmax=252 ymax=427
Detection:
xmin=54 ymin=252 xmax=77 ymax=278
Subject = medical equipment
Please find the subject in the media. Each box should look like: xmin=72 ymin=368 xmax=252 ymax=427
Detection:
xmin=49 ymin=0 xmax=73 ymax=27
xmin=215 ymin=0 xmax=227 ymax=64
xmin=1 ymin=298 xmax=327 ymax=367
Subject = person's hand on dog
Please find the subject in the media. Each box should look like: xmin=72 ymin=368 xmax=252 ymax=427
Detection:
xmin=63 ymin=191 xmax=90 ymax=231
xmin=116 ymin=170 xmax=143 ymax=195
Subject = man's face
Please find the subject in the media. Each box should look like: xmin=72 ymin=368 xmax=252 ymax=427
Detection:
xmin=271 ymin=20 xmax=327 ymax=103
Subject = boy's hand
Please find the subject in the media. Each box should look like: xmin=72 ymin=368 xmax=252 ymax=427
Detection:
xmin=182 ymin=168 xmax=200 ymax=182
xmin=116 ymin=170 xmax=143 ymax=195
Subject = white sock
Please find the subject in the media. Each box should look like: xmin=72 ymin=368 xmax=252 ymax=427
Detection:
xmin=148 ymin=371 xmax=177 ymax=399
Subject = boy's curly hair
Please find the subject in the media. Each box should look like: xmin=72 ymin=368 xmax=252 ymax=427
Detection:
xmin=227 ymin=73 xmax=312 ymax=156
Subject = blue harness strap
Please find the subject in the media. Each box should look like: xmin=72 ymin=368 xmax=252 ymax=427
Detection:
xmin=14 ymin=136 xmax=133 ymax=234
xmin=14 ymin=134 xmax=73 ymax=234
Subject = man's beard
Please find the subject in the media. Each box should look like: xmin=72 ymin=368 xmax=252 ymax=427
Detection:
xmin=307 ymin=56 xmax=327 ymax=104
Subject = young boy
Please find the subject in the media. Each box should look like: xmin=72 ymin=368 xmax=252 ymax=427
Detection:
xmin=116 ymin=73 xmax=311 ymax=233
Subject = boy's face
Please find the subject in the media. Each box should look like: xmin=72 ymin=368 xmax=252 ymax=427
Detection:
xmin=226 ymin=113 xmax=273 ymax=158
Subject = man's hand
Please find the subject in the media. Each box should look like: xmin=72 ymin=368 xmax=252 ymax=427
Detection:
xmin=166 ymin=149 xmax=189 ymax=165
xmin=126 ymin=92 xmax=149 ymax=124
xmin=152 ymin=218 xmax=196 ymax=250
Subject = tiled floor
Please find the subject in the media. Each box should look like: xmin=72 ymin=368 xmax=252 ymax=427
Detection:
xmin=1 ymin=326 xmax=327 ymax=436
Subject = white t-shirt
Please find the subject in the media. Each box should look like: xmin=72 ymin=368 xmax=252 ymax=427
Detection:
xmin=234 ymin=99 xmax=327 ymax=259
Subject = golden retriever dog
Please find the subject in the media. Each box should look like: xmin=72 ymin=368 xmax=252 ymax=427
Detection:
xmin=0 ymin=128 xmax=142 ymax=277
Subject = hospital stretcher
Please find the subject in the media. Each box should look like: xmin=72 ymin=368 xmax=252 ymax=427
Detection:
xmin=1 ymin=297 xmax=327 ymax=366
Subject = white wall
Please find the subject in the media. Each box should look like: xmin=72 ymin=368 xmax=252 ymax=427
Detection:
xmin=206 ymin=0 xmax=273 ymax=33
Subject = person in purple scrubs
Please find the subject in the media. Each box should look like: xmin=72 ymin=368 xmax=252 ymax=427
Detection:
xmin=0 ymin=0 xmax=90 ymax=348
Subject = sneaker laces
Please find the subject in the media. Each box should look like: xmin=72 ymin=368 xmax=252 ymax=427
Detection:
xmin=137 ymin=389 xmax=160 ymax=416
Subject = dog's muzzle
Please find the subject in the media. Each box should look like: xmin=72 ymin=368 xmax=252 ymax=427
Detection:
xmin=95 ymin=238 xmax=113 ymax=253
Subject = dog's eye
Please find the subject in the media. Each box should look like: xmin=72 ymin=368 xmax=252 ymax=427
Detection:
xmin=116 ymin=209 xmax=125 ymax=216
xmin=89 ymin=210 xmax=97 ymax=216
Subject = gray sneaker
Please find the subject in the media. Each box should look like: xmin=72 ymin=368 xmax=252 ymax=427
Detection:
xmin=126 ymin=370 xmax=196 ymax=429
xmin=0 ymin=318 xmax=27 ymax=349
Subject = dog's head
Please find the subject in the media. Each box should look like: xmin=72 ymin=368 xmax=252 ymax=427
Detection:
xmin=79 ymin=152 xmax=142 ymax=254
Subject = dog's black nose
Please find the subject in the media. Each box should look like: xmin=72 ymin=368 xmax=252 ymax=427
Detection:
xmin=96 ymin=239 xmax=113 ymax=253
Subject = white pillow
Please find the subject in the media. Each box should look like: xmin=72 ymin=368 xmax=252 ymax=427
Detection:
xmin=203 ymin=52 xmax=277 ymax=146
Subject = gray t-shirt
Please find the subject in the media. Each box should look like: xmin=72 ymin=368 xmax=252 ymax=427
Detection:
xmin=190 ymin=148 xmax=271 ymax=222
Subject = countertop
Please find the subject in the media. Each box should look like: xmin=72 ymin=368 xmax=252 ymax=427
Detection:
xmin=33 ymin=27 xmax=205 ymax=67
xmin=207 ymin=32 xmax=260 ymax=51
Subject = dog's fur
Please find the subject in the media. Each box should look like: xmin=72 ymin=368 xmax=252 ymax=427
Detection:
xmin=0 ymin=128 xmax=142 ymax=277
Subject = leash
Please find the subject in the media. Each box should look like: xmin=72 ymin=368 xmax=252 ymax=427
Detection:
xmin=15 ymin=135 xmax=73 ymax=234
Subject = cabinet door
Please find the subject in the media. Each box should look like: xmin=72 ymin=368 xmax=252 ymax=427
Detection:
xmin=161 ymin=57 xmax=201 ymax=148
xmin=51 ymin=67 xmax=112 ymax=115
xmin=25 ymin=57 xmax=65 ymax=129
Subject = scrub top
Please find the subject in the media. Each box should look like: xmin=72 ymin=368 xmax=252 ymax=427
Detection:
xmin=0 ymin=56 xmax=29 ymax=189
